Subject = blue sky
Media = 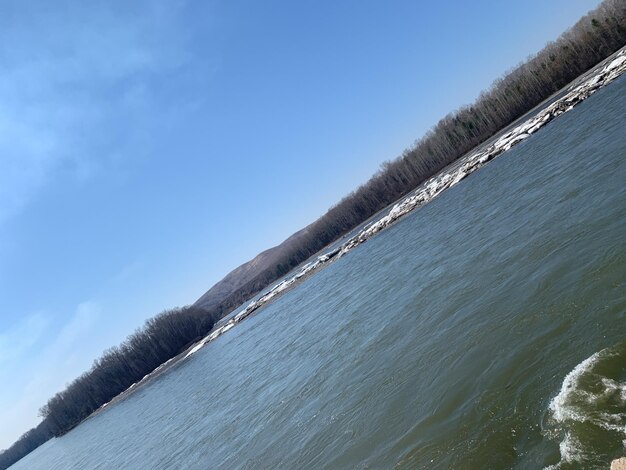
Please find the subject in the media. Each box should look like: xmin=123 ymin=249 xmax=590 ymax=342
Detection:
xmin=0 ymin=0 xmax=602 ymax=449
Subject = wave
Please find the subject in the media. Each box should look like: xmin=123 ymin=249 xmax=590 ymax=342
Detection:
xmin=544 ymin=339 xmax=626 ymax=468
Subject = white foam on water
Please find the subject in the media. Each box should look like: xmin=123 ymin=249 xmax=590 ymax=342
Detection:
xmin=597 ymin=412 xmax=626 ymax=433
xmin=559 ymin=432 xmax=584 ymax=464
xmin=544 ymin=433 xmax=585 ymax=469
xmin=549 ymin=351 xmax=603 ymax=422
xmin=601 ymin=378 xmax=626 ymax=402
xmin=545 ymin=344 xmax=626 ymax=468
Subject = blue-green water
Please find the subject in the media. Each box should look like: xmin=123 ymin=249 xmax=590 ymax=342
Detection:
xmin=12 ymin=75 xmax=626 ymax=469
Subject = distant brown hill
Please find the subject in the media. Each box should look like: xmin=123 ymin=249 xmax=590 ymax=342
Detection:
xmin=194 ymin=226 xmax=313 ymax=313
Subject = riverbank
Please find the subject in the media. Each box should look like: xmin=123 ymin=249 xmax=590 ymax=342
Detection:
xmin=183 ymin=47 xmax=626 ymax=356
xmin=11 ymin=70 xmax=626 ymax=468
xmin=82 ymin=46 xmax=626 ymax=421
xmin=612 ymin=458 xmax=626 ymax=469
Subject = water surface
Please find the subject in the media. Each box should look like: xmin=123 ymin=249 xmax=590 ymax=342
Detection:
xmin=12 ymin=75 xmax=626 ymax=469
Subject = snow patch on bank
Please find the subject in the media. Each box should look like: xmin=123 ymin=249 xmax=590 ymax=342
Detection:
xmin=182 ymin=48 xmax=626 ymax=367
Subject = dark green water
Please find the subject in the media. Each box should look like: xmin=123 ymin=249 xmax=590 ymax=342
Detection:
xmin=11 ymin=76 xmax=626 ymax=469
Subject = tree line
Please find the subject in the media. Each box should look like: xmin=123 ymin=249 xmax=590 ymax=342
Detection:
xmin=2 ymin=1 xmax=625 ymax=467
xmin=199 ymin=0 xmax=626 ymax=321
xmin=0 ymin=306 xmax=216 ymax=470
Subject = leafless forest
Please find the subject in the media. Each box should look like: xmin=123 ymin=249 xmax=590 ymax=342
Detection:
xmin=201 ymin=0 xmax=626 ymax=319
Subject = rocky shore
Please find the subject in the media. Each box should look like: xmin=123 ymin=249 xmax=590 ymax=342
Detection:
xmin=89 ymin=46 xmax=626 ymax=417
xmin=184 ymin=47 xmax=626 ymax=358
xmin=612 ymin=457 xmax=626 ymax=470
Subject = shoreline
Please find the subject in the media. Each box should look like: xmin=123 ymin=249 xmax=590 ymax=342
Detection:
xmin=85 ymin=46 xmax=626 ymax=423
xmin=184 ymin=46 xmax=626 ymax=354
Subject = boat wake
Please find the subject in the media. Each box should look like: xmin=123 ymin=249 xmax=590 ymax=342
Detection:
xmin=544 ymin=339 xmax=626 ymax=468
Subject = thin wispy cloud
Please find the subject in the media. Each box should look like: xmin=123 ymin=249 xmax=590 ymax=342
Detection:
xmin=0 ymin=1 xmax=191 ymax=223
xmin=0 ymin=0 xmax=196 ymax=449
xmin=0 ymin=301 xmax=101 ymax=449
xmin=0 ymin=313 xmax=50 ymax=364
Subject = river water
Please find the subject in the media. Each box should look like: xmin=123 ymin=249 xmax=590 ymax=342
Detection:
xmin=12 ymin=75 xmax=626 ymax=469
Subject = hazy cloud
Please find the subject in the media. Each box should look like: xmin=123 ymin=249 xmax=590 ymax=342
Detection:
xmin=0 ymin=300 xmax=101 ymax=449
xmin=0 ymin=0 xmax=204 ymax=450
xmin=0 ymin=1 xmax=191 ymax=223
xmin=0 ymin=312 xmax=50 ymax=364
